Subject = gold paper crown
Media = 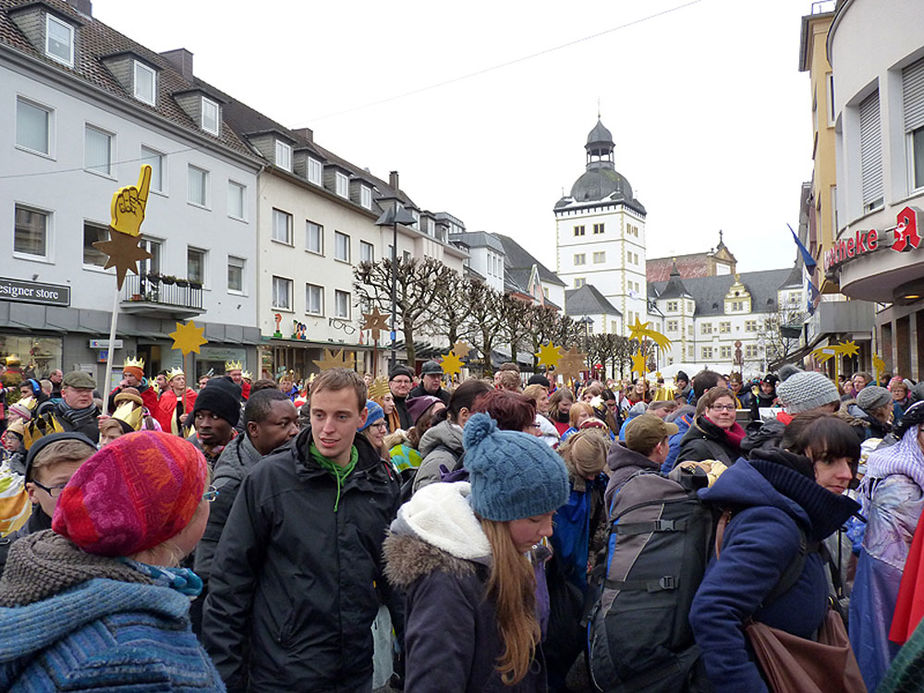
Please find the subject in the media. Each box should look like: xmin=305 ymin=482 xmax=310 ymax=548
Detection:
xmin=225 ymin=360 xmax=243 ymax=372
xmin=112 ymin=400 xmax=143 ymax=431
xmin=368 ymin=376 xmax=390 ymax=400
xmin=123 ymin=356 xmax=145 ymax=370
xmin=166 ymin=367 xmax=184 ymax=381
xmin=242 ymin=370 xmax=253 ymax=381
xmin=23 ymin=412 xmax=65 ymax=450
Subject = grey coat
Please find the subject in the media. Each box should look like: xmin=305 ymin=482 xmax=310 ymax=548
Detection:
xmin=412 ymin=420 xmax=464 ymax=492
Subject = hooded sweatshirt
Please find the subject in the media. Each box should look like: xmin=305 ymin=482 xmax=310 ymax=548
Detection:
xmin=605 ymin=442 xmax=661 ymax=510
xmin=689 ymin=458 xmax=859 ymax=692
xmin=383 ymin=482 xmax=547 ymax=692
xmin=413 ymin=419 xmax=464 ymax=492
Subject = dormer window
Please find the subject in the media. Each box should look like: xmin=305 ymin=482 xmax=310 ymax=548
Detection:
xmin=307 ymin=158 xmax=322 ymax=185
xmin=275 ymin=141 xmax=292 ymax=172
xmin=201 ymin=97 xmax=220 ymax=135
xmin=45 ymin=14 xmax=74 ymax=67
xmin=335 ymin=172 xmax=349 ymax=198
xmin=133 ymin=61 xmax=156 ymax=105
xmin=360 ymin=186 xmax=372 ymax=209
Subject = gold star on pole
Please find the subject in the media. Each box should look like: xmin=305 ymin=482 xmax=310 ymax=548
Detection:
xmin=452 ymin=340 xmax=472 ymax=358
xmin=811 ymin=347 xmax=835 ymax=364
xmin=169 ymin=320 xmax=208 ymax=355
xmin=368 ymin=376 xmax=390 ymax=399
xmin=361 ymin=307 xmax=390 ymax=342
xmin=313 ymin=348 xmax=355 ymax=371
xmin=535 ymin=341 xmax=563 ymax=368
xmin=834 ymin=340 xmax=860 ymax=358
xmin=628 ymin=316 xmax=672 ymax=350
xmin=441 ymin=350 xmax=464 ymax=376
xmin=631 ymin=351 xmax=648 ymax=376
xmin=92 ymin=229 xmax=153 ymax=290
xmin=556 ymin=346 xmax=587 ymax=383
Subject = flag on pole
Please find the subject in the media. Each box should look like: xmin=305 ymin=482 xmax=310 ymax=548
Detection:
xmin=788 ymin=223 xmax=817 ymax=274
xmin=807 ymin=280 xmax=820 ymax=315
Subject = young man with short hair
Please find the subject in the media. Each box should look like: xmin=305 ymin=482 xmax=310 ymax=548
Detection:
xmin=604 ymin=413 xmax=678 ymax=508
xmin=0 ymin=432 xmax=96 ymax=573
xmin=203 ymin=369 xmax=401 ymax=691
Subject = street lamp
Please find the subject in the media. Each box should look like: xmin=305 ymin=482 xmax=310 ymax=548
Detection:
xmin=375 ymin=183 xmax=417 ymax=373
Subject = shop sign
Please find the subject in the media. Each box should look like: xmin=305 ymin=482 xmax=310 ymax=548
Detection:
xmin=0 ymin=277 xmax=70 ymax=306
xmin=89 ymin=339 xmax=124 ymax=349
xmin=825 ymin=206 xmax=921 ymax=272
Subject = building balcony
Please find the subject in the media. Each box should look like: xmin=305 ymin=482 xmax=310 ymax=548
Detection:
xmin=120 ymin=274 xmax=203 ymax=319
xmin=805 ymin=298 xmax=874 ymax=346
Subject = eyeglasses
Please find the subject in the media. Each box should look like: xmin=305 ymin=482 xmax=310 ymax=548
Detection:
xmin=31 ymin=479 xmax=67 ymax=498
xmin=371 ymin=421 xmax=388 ymax=430
xmin=708 ymin=404 xmax=736 ymax=412
xmin=203 ymin=485 xmax=219 ymax=503
xmin=391 ymin=378 xmax=411 ymax=385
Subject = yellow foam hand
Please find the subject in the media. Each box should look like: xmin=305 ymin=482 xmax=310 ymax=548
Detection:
xmin=110 ymin=165 xmax=152 ymax=237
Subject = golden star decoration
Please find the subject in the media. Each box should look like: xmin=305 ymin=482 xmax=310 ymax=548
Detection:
xmin=313 ymin=348 xmax=355 ymax=371
xmin=535 ymin=341 xmax=563 ymax=368
xmin=441 ymin=351 xmax=464 ymax=376
xmin=92 ymin=229 xmax=153 ymax=290
xmin=368 ymin=376 xmax=390 ymax=399
xmin=452 ymin=340 xmax=472 ymax=358
xmin=631 ymin=351 xmax=648 ymax=375
xmin=872 ymin=354 xmax=886 ymax=374
xmin=556 ymin=346 xmax=587 ymax=382
xmin=627 ymin=316 xmax=672 ymax=350
xmin=811 ymin=347 xmax=835 ymax=364
xmin=834 ymin=340 xmax=860 ymax=358
xmin=361 ymin=307 xmax=390 ymax=342
xmin=169 ymin=321 xmax=208 ymax=355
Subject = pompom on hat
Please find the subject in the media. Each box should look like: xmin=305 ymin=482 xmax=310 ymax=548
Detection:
xmin=463 ymin=412 xmax=569 ymax=522
xmin=52 ymin=431 xmax=208 ymax=557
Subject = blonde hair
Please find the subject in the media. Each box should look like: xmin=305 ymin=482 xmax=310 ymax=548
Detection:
xmin=496 ymin=370 xmax=521 ymax=392
xmin=30 ymin=439 xmax=96 ymax=479
xmin=521 ymin=384 xmax=547 ymax=405
xmin=568 ymin=401 xmax=595 ymax=428
xmin=480 ymin=518 xmax=541 ymax=685
xmin=559 ymin=428 xmax=608 ymax=479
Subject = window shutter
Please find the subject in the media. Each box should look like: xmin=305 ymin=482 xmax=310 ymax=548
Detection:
xmin=859 ymin=91 xmax=883 ymax=206
xmin=903 ymin=58 xmax=924 ymax=132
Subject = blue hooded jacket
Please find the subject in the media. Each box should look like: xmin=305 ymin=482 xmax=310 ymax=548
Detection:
xmin=689 ymin=455 xmax=859 ymax=692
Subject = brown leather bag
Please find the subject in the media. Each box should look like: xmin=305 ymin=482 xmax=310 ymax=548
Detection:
xmin=714 ymin=512 xmax=867 ymax=693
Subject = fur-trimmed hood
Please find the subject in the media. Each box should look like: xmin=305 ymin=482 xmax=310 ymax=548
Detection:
xmin=838 ymin=399 xmax=871 ymax=429
xmin=384 ymin=481 xmax=491 ymax=589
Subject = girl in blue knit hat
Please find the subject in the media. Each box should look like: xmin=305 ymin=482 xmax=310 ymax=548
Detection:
xmin=384 ymin=412 xmax=569 ymax=691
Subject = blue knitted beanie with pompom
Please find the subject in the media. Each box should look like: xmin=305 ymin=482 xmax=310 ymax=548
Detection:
xmin=462 ymin=412 xmax=569 ymax=522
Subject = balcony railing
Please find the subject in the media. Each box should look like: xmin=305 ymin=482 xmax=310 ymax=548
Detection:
xmin=121 ymin=274 xmax=203 ymax=315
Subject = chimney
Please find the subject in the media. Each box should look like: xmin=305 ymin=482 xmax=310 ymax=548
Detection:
xmin=389 ymin=170 xmax=399 ymax=190
xmin=66 ymin=0 xmax=92 ymax=16
xmin=291 ymin=127 xmax=313 ymax=143
xmin=160 ymin=48 xmax=194 ymax=81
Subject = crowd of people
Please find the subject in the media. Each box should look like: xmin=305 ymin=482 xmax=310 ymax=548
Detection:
xmin=2 ymin=352 xmax=924 ymax=691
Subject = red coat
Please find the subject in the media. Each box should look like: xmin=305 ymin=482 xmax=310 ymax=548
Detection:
xmin=108 ymin=383 xmax=159 ymax=416
xmin=156 ymin=388 xmax=197 ymax=435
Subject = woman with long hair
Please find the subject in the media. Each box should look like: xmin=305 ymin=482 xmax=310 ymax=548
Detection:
xmin=548 ymin=387 xmax=574 ymax=437
xmin=0 ymin=431 xmax=221 ymax=689
xmin=384 ymin=413 xmax=569 ymax=690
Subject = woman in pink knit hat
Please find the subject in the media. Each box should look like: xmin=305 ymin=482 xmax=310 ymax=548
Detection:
xmin=0 ymin=431 xmax=224 ymax=690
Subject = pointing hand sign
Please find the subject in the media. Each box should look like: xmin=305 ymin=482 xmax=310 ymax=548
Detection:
xmin=110 ymin=165 xmax=152 ymax=237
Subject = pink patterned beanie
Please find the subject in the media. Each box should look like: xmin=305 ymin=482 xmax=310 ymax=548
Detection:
xmin=52 ymin=431 xmax=207 ymax=557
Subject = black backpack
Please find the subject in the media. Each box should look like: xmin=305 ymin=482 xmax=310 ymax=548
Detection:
xmin=587 ymin=466 xmax=809 ymax=693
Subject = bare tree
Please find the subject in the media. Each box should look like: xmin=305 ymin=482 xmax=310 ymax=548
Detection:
xmin=354 ymin=257 xmax=455 ymax=365
xmin=497 ymin=295 xmax=534 ymax=369
xmin=464 ymin=279 xmax=504 ymax=376
xmin=758 ymin=303 xmax=806 ymax=370
xmin=428 ymin=267 xmax=472 ymax=347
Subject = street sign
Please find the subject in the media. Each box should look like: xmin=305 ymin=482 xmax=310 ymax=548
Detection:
xmin=0 ymin=277 xmax=70 ymax=306
xmin=89 ymin=339 xmax=124 ymax=349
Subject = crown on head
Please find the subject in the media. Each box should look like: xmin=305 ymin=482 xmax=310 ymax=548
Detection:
xmin=23 ymin=412 xmax=65 ymax=450
xmin=225 ymin=360 xmax=244 ymax=372
xmin=368 ymin=376 xmax=390 ymax=400
xmin=123 ymin=356 xmax=145 ymax=370
xmin=242 ymin=370 xmax=253 ymax=381
xmin=166 ymin=367 xmax=185 ymax=381
xmin=112 ymin=401 xmax=143 ymax=431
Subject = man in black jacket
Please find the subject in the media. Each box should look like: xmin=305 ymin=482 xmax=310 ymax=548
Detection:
xmin=407 ymin=360 xmax=450 ymax=407
xmin=388 ymin=364 xmax=414 ymax=429
xmin=202 ymin=368 xmax=401 ymax=691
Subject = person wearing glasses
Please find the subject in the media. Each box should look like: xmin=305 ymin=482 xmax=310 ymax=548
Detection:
xmin=0 ymin=431 xmax=96 ymax=575
xmin=358 ymin=400 xmax=390 ymax=459
xmin=0 ymin=431 xmax=223 ymax=690
xmin=676 ymin=386 xmax=746 ymax=466
xmin=388 ymin=365 xmax=415 ymax=430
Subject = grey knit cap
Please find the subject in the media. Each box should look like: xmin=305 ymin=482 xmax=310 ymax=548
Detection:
xmin=776 ymin=370 xmax=839 ymax=414
xmin=857 ymin=386 xmax=892 ymax=412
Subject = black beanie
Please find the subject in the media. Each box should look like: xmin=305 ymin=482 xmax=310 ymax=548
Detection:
xmin=190 ymin=384 xmax=240 ymax=427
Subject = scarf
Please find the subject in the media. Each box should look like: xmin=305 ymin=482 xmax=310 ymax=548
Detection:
xmin=860 ymin=425 xmax=924 ymax=505
xmin=0 ymin=530 xmax=153 ymax=607
xmin=55 ymin=401 xmax=97 ymax=430
xmin=118 ymin=558 xmax=203 ymax=597
xmin=309 ymin=442 xmax=358 ymax=512
xmin=723 ymin=421 xmax=746 ymax=449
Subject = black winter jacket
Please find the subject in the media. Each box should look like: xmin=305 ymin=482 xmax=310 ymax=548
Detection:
xmin=202 ymin=426 xmax=401 ymax=692
xmin=407 ymin=384 xmax=451 ymax=407
xmin=676 ymin=415 xmax=741 ymax=466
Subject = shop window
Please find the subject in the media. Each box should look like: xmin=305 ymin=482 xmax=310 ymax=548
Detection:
xmin=0 ymin=335 xmax=62 ymax=376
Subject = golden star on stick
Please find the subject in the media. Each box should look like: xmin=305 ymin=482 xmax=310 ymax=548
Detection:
xmin=452 ymin=340 xmax=472 ymax=358
xmin=361 ymin=307 xmax=390 ymax=342
xmin=834 ymin=340 xmax=859 ymax=358
xmin=313 ymin=348 xmax=355 ymax=371
xmin=811 ymin=347 xmax=835 ymax=364
xmin=872 ymin=354 xmax=886 ymax=374
xmin=368 ymin=376 xmax=390 ymax=399
xmin=92 ymin=229 xmax=153 ymax=290
xmin=169 ymin=321 xmax=207 ymax=355
xmin=535 ymin=341 xmax=563 ymax=368
xmin=556 ymin=346 xmax=587 ymax=382
xmin=628 ymin=316 xmax=672 ymax=350
xmin=441 ymin=351 xmax=464 ymax=376
xmin=631 ymin=351 xmax=648 ymax=376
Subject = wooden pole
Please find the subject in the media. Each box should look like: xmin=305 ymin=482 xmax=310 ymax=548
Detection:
xmin=102 ymin=288 xmax=120 ymax=416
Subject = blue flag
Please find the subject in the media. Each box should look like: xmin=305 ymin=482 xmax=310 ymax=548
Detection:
xmin=788 ymin=224 xmax=817 ymax=274
xmin=807 ymin=280 xmax=820 ymax=315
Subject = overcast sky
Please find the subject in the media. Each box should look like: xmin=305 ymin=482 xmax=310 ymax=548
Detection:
xmin=93 ymin=0 xmax=816 ymax=275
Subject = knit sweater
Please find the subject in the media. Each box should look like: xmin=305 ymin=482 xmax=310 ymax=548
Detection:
xmin=0 ymin=531 xmax=224 ymax=691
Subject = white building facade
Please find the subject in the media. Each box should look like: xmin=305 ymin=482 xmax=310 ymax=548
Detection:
xmin=555 ymin=119 xmax=647 ymax=334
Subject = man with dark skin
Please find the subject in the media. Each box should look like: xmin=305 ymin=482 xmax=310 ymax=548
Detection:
xmin=188 ymin=381 xmax=239 ymax=466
